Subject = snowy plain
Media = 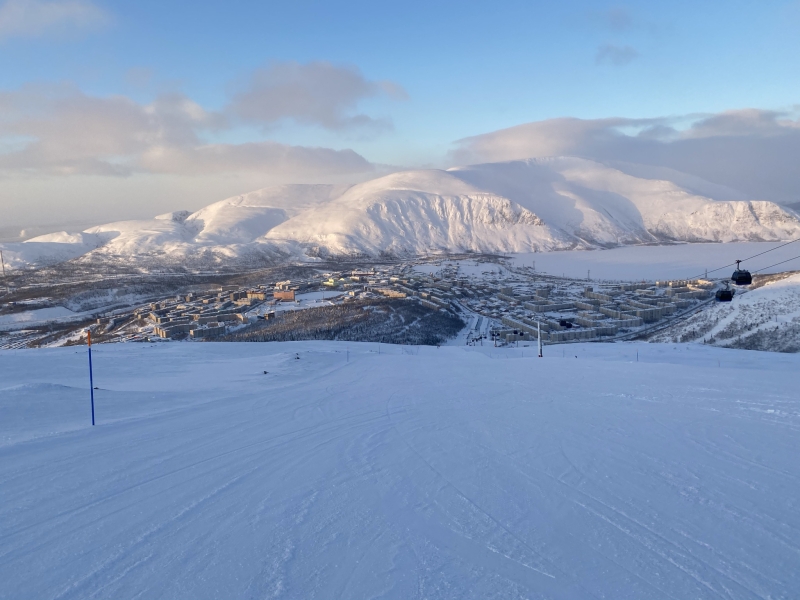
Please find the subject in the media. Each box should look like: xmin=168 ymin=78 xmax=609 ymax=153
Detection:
xmin=0 ymin=306 xmax=76 ymax=328
xmin=1 ymin=341 xmax=798 ymax=599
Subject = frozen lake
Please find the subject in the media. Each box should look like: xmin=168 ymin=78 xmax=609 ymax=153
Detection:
xmin=512 ymin=242 xmax=800 ymax=281
xmin=413 ymin=242 xmax=800 ymax=282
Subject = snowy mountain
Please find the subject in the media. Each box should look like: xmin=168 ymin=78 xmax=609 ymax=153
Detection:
xmin=4 ymin=157 xmax=800 ymax=267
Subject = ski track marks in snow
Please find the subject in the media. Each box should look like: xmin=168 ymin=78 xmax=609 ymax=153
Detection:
xmin=0 ymin=341 xmax=799 ymax=599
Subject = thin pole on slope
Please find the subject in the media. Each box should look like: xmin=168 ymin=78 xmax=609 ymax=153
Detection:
xmin=0 ymin=249 xmax=7 ymax=295
xmin=537 ymin=321 xmax=543 ymax=358
xmin=87 ymin=330 xmax=95 ymax=426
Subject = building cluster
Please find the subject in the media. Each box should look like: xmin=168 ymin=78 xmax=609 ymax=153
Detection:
xmin=354 ymin=260 xmax=716 ymax=346
xmin=137 ymin=287 xmax=278 ymax=339
xmin=494 ymin=279 xmax=713 ymax=344
xmin=82 ymin=256 xmax=719 ymax=346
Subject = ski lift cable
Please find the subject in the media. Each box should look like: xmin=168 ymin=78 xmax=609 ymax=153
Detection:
xmin=751 ymin=252 xmax=800 ymax=274
xmin=686 ymin=237 xmax=800 ymax=280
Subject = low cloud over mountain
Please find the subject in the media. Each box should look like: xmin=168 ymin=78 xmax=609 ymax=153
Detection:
xmin=451 ymin=109 xmax=800 ymax=205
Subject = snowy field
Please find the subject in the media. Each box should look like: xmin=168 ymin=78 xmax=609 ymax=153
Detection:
xmin=0 ymin=306 xmax=77 ymax=329
xmin=1 ymin=341 xmax=799 ymax=599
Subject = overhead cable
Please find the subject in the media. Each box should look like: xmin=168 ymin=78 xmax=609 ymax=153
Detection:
xmin=686 ymin=237 xmax=800 ymax=280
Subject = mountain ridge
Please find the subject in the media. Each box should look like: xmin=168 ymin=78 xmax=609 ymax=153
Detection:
xmin=3 ymin=157 xmax=799 ymax=268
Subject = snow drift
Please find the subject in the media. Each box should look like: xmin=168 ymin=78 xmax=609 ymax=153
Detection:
xmin=5 ymin=157 xmax=800 ymax=267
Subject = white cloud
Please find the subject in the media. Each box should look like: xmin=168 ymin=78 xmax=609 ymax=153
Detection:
xmin=589 ymin=7 xmax=633 ymax=31
xmin=0 ymin=61 xmax=405 ymax=179
xmin=595 ymin=43 xmax=639 ymax=66
xmin=228 ymin=61 xmax=408 ymax=133
xmin=450 ymin=109 xmax=800 ymax=204
xmin=139 ymin=143 xmax=373 ymax=177
xmin=0 ymin=83 xmax=376 ymax=178
xmin=0 ymin=0 xmax=109 ymax=39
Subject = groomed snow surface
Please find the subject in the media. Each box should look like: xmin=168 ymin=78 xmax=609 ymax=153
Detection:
xmin=2 ymin=342 xmax=799 ymax=599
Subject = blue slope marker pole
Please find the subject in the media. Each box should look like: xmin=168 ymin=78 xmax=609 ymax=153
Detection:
xmin=87 ymin=330 xmax=95 ymax=426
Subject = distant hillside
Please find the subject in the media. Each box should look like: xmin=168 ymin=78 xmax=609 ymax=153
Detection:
xmin=3 ymin=157 xmax=800 ymax=268
xmin=650 ymin=271 xmax=800 ymax=351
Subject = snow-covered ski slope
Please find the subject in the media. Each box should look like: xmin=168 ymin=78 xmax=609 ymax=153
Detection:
xmin=2 ymin=341 xmax=799 ymax=599
xmin=4 ymin=157 xmax=800 ymax=267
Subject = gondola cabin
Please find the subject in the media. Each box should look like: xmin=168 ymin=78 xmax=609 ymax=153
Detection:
xmin=731 ymin=260 xmax=752 ymax=286
xmin=715 ymin=288 xmax=734 ymax=302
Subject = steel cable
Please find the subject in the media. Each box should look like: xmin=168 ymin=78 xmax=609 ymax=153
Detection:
xmin=686 ymin=237 xmax=800 ymax=280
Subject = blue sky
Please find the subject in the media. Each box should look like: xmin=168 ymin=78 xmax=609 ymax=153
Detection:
xmin=1 ymin=0 xmax=800 ymax=228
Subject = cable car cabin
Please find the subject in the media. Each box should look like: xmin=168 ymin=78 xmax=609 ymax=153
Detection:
xmin=731 ymin=260 xmax=752 ymax=285
xmin=715 ymin=288 xmax=734 ymax=302
xmin=731 ymin=270 xmax=752 ymax=285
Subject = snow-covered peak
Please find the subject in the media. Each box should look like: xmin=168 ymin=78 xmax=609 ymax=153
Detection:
xmin=5 ymin=157 xmax=800 ymax=266
xmin=155 ymin=210 xmax=192 ymax=222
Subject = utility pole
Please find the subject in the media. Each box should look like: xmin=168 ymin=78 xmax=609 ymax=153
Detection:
xmin=87 ymin=330 xmax=95 ymax=426
xmin=537 ymin=321 xmax=543 ymax=357
xmin=0 ymin=249 xmax=7 ymax=295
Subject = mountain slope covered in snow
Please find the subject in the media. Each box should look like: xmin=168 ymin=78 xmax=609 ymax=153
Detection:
xmin=4 ymin=157 xmax=800 ymax=267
